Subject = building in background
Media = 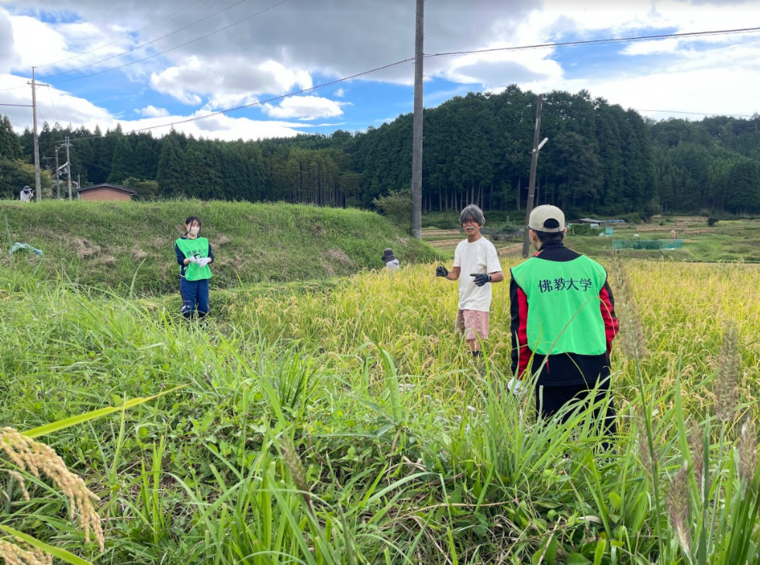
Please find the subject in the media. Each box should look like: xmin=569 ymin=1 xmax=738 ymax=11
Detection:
xmin=76 ymin=183 xmax=135 ymax=202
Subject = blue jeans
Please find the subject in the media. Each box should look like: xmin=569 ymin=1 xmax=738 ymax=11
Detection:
xmin=180 ymin=277 xmax=209 ymax=319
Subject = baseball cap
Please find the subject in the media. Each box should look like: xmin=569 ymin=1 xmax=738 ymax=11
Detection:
xmin=528 ymin=205 xmax=565 ymax=233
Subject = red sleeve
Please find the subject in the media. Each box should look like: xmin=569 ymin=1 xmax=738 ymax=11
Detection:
xmin=516 ymin=287 xmax=532 ymax=378
xmin=599 ymin=283 xmax=619 ymax=357
xmin=510 ymin=275 xmax=533 ymax=379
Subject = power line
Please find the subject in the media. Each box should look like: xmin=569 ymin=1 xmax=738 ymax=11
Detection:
xmin=46 ymin=0 xmax=288 ymax=87
xmin=36 ymin=0 xmax=208 ymax=70
xmin=22 ymin=25 xmax=760 ymax=141
xmin=3 ymin=23 xmax=758 ymax=94
xmin=130 ymin=58 xmax=416 ymax=133
xmin=33 ymin=56 xmax=414 ymax=145
xmin=41 ymin=0 xmax=256 ymax=80
xmin=424 ymin=26 xmax=760 ymax=58
xmin=0 ymin=103 xmax=32 ymax=107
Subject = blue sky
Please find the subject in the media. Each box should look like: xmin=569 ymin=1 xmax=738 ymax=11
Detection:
xmin=1 ymin=0 xmax=759 ymax=140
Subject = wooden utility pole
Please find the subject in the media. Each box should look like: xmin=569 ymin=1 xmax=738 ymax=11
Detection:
xmin=522 ymin=94 xmax=544 ymax=258
xmin=30 ymin=67 xmax=41 ymax=202
xmin=410 ymin=0 xmax=424 ymax=239
xmin=28 ymin=68 xmax=50 ymax=202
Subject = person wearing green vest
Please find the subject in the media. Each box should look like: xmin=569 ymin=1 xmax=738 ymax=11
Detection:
xmin=174 ymin=216 xmax=214 ymax=320
xmin=510 ymin=205 xmax=619 ymax=435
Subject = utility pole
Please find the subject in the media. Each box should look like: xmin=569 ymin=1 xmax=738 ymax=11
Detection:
xmin=28 ymin=67 xmax=50 ymax=202
xmin=30 ymin=67 xmax=41 ymax=202
xmin=63 ymin=136 xmax=72 ymax=201
xmin=522 ymin=94 xmax=546 ymax=258
xmin=54 ymin=145 xmax=61 ymax=199
xmin=410 ymin=0 xmax=424 ymax=239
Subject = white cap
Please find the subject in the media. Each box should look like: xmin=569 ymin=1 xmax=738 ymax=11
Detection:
xmin=528 ymin=205 xmax=565 ymax=233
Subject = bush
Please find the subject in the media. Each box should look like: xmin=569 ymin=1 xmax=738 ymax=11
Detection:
xmin=373 ymin=188 xmax=411 ymax=231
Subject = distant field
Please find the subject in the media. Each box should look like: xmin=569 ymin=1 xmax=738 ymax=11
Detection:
xmin=424 ymin=216 xmax=760 ymax=264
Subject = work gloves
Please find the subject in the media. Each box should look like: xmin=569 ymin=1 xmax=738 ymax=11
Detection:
xmin=471 ymin=273 xmax=491 ymax=287
xmin=436 ymin=266 xmax=449 ymax=278
xmin=507 ymin=377 xmax=522 ymax=396
xmin=188 ymin=257 xmax=211 ymax=267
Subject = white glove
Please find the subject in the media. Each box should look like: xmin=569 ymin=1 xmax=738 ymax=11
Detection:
xmin=198 ymin=257 xmax=211 ymax=268
xmin=507 ymin=377 xmax=522 ymax=396
xmin=187 ymin=256 xmax=201 ymax=265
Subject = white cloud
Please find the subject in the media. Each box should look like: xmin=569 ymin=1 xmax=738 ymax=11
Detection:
xmin=134 ymin=105 xmax=169 ymax=118
xmin=0 ymin=72 xmax=311 ymax=140
xmin=150 ymin=57 xmax=312 ymax=106
xmin=2 ymin=0 xmax=760 ymax=139
xmin=262 ymin=96 xmax=347 ymax=120
xmin=512 ymin=38 xmax=760 ymax=120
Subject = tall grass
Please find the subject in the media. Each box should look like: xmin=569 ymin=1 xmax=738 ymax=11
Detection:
xmin=0 ymin=200 xmax=438 ymax=295
xmin=0 ymin=260 xmax=758 ymax=563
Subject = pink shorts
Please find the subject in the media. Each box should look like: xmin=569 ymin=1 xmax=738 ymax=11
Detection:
xmin=455 ymin=309 xmax=490 ymax=341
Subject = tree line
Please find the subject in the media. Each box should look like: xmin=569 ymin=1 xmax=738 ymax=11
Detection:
xmin=1 ymin=85 xmax=759 ymax=216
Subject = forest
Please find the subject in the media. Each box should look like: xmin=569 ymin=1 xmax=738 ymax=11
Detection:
xmin=1 ymin=85 xmax=759 ymax=216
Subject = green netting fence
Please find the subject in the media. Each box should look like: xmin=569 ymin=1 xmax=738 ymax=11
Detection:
xmin=612 ymin=239 xmax=683 ymax=250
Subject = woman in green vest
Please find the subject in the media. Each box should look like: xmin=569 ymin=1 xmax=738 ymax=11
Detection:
xmin=174 ymin=216 xmax=214 ymax=319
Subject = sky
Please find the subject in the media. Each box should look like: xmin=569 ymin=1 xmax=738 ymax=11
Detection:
xmin=0 ymin=0 xmax=759 ymax=142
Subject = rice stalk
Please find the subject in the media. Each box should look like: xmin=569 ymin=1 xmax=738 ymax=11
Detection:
xmin=0 ymin=428 xmax=104 ymax=552
xmin=0 ymin=540 xmax=52 ymax=565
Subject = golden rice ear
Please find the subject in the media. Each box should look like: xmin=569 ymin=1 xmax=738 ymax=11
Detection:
xmin=0 ymin=539 xmax=53 ymax=565
xmin=0 ymin=428 xmax=104 ymax=552
xmin=610 ymin=253 xmax=648 ymax=361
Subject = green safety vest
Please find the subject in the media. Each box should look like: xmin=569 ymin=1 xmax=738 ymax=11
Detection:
xmin=175 ymin=237 xmax=212 ymax=282
xmin=511 ymin=255 xmax=607 ymax=356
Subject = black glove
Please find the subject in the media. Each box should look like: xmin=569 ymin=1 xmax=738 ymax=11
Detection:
xmin=471 ymin=273 xmax=491 ymax=287
xmin=436 ymin=265 xmax=449 ymax=278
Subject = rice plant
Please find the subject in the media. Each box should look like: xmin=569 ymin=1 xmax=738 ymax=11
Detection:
xmin=0 ymin=260 xmax=759 ymax=563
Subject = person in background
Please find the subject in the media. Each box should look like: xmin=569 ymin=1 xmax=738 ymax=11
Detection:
xmin=509 ymin=205 xmax=619 ymax=436
xmin=436 ymin=204 xmax=504 ymax=357
xmin=19 ymin=186 xmax=32 ymax=202
xmin=174 ymin=216 xmax=214 ymax=320
xmin=382 ymin=248 xmax=400 ymax=270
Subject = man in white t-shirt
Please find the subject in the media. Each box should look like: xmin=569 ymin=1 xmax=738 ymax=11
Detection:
xmin=436 ymin=204 xmax=504 ymax=356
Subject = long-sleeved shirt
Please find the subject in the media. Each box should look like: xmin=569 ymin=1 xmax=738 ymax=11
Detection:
xmin=174 ymin=236 xmax=214 ymax=278
xmin=509 ymin=241 xmax=619 ymax=386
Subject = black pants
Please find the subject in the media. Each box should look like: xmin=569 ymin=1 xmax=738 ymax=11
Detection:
xmin=535 ymin=379 xmax=616 ymax=437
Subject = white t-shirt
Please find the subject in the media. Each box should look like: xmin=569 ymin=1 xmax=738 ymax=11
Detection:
xmin=385 ymin=259 xmax=400 ymax=270
xmin=453 ymin=237 xmax=502 ymax=312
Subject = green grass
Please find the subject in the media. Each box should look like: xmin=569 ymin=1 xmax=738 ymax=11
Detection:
xmin=1 ymin=257 xmax=759 ymax=563
xmin=425 ymin=218 xmax=760 ymax=264
xmin=0 ymin=200 xmax=439 ymax=295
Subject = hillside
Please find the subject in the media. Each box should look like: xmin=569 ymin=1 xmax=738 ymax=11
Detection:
xmin=0 ymin=200 xmax=437 ymax=294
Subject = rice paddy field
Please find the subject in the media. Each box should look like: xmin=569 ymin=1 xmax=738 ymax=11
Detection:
xmin=1 ymin=255 xmax=760 ymax=564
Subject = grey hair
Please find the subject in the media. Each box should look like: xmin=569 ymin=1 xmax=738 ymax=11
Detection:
xmin=460 ymin=204 xmax=485 ymax=227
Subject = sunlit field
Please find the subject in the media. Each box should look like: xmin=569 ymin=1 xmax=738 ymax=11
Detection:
xmin=1 ymin=259 xmax=759 ymax=564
